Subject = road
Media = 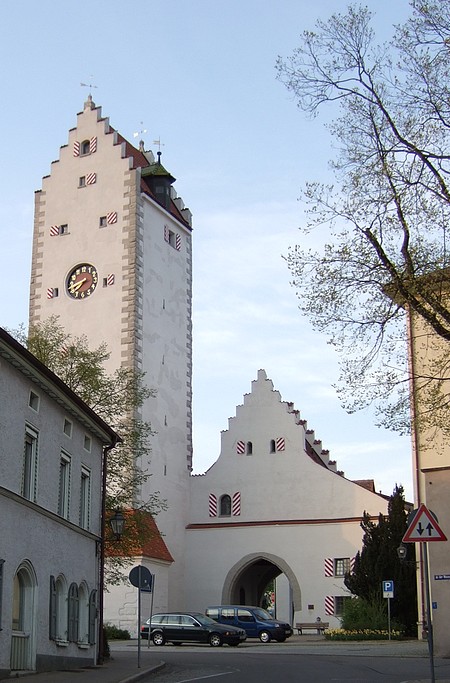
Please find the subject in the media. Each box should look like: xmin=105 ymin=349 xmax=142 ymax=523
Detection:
xmin=114 ymin=638 xmax=450 ymax=682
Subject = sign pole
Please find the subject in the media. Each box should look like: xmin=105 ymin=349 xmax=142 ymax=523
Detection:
xmin=137 ymin=567 xmax=142 ymax=669
xmin=387 ymin=597 xmax=391 ymax=641
xmin=423 ymin=542 xmax=435 ymax=683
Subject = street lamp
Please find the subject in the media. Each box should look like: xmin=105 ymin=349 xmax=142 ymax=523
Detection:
xmin=397 ymin=544 xmax=407 ymax=561
xmin=110 ymin=509 xmax=125 ymax=540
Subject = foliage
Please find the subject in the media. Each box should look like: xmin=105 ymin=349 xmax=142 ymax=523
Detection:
xmin=15 ymin=317 xmax=166 ymax=584
xmin=276 ymin=2 xmax=450 ymax=434
xmin=341 ymin=596 xmax=402 ymax=633
xmin=325 ymin=628 xmax=403 ymax=641
xmin=104 ymin=623 xmax=131 ymax=640
xmin=344 ymin=486 xmax=417 ymax=635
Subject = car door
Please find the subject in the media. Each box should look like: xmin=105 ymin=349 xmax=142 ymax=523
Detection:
xmin=164 ymin=614 xmax=183 ymax=641
xmin=236 ymin=608 xmax=258 ymax=637
xmin=179 ymin=615 xmax=205 ymax=643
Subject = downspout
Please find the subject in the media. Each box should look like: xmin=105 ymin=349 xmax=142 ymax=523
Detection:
xmin=98 ymin=439 xmax=119 ymax=665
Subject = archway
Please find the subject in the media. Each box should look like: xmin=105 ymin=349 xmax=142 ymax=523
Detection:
xmin=221 ymin=552 xmax=301 ymax=619
xmin=11 ymin=561 xmax=37 ymax=672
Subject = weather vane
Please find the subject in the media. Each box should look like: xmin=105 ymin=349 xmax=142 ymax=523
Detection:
xmin=153 ymin=137 xmax=165 ymax=152
xmin=80 ymin=78 xmax=98 ymax=95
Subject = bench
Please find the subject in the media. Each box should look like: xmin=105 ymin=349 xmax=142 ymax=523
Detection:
xmin=295 ymin=621 xmax=329 ymax=635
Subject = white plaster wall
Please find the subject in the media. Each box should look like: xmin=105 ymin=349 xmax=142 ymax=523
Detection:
xmin=0 ymin=353 xmax=104 ymax=673
xmin=103 ymin=557 xmax=170 ymax=638
xmin=31 ymin=104 xmax=133 ymax=366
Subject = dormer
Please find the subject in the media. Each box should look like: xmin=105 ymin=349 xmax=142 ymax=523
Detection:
xmin=141 ymin=152 xmax=176 ymax=211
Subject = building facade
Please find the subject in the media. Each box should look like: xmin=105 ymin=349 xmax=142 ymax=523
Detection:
xmin=0 ymin=327 xmax=119 ymax=678
xmin=28 ymin=99 xmax=393 ymax=638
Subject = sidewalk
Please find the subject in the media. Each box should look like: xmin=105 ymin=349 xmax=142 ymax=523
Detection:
xmin=8 ymin=648 xmax=164 ymax=683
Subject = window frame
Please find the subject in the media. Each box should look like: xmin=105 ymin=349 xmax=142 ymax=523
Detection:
xmin=334 ymin=557 xmax=351 ymax=577
xmin=58 ymin=451 xmax=71 ymax=519
xmin=79 ymin=466 xmax=91 ymax=530
xmin=23 ymin=425 xmax=38 ymax=501
xmin=219 ymin=494 xmax=232 ymax=517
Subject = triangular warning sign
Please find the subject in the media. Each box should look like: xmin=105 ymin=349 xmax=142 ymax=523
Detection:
xmin=402 ymin=503 xmax=447 ymax=543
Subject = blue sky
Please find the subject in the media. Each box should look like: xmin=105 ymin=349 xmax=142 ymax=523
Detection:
xmin=1 ymin=0 xmax=415 ymax=499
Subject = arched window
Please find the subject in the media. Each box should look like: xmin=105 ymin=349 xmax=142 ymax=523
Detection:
xmin=80 ymin=140 xmax=91 ymax=156
xmin=270 ymin=439 xmax=276 ymax=453
xmin=68 ymin=583 xmax=79 ymax=642
xmin=246 ymin=441 xmax=253 ymax=455
xmin=11 ymin=562 xmax=37 ymax=671
xmin=220 ymin=494 xmax=231 ymax=517
xmin=55 ymin=575 xmax=68 ymax=641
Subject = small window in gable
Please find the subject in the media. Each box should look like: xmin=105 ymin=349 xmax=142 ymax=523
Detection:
xmin=83 ymin=435 xmax=92 ymax=452
xmin=79 ymin=176 xmax=86 ymax=188
xmin=246 ymin=441 xmax=253 ymax=455
xmin=63 ymin=419 xmax=72 ymax=438
xmin=269 ymin=439 xmax=276 ymax=453
xmin=29 ymin=390 xmax=40 ymax=412
xmin=219 ymin=494 xmax=231 ymax=517
xmin=99 ymin=216 xmax=107 ymax=228
xmin=80 ymin=140 xmax=91 ymax=156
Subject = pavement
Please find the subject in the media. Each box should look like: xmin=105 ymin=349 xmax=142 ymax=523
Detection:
xmin=7 ymin=635 xmax=448 ymax=683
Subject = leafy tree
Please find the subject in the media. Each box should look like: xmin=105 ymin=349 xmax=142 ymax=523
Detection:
xmin=344 ymin=486 xmax=417 ymax=634
xmin=276 ymin=2 xmax=450 ymax=435
xmin=16 ymin=317 xmax=165 ymax=584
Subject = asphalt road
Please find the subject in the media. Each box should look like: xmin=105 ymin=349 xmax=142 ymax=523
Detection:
xmin=125 ymin=641 xmax=450 ymax=683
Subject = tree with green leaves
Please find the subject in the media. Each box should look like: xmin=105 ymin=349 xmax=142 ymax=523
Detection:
xmin=16 ymin=316 xmax=165 ymax=584
xmin=344 ymin=486 xmax=417 ymax=634
xmin=276 ymin=2 xmax=450 ymax=436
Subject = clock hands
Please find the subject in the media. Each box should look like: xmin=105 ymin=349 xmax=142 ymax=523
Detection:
xmin=69 ymin=277 xmax=87 ymax=293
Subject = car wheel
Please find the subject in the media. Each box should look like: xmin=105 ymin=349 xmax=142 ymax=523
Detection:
xmin=259 ymin=630 xmax=271 ymax=643
xmin=209 ymin=633 xmax=223 ymax=647
xmin=152 ymin=631 xmax=165 ymax=646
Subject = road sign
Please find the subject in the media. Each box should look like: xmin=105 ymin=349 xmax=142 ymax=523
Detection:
xmin=129 ymin=565 xmax=153 ymax=592
xmin=383 ymin=580 xmax=394 ymax=599
xmin=402 ymin=503 xmax=447 ymax=543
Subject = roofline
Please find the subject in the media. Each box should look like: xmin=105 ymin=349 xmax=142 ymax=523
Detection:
xmin=0 ymin=326 xmax=121 ymax=445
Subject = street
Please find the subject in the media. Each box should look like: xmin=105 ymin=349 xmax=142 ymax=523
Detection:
xmin=113 ymin=639 xmax=450 ymax=683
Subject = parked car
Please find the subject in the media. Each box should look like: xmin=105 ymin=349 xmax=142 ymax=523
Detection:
xmin=140 ymin=612 xmax=247 ymax=647
xmin=205 ymin=605 xmax=293 ymax=643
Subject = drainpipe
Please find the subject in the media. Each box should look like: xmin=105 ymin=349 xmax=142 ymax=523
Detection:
xmin=97 ymin=439 xmax=119 ymax=665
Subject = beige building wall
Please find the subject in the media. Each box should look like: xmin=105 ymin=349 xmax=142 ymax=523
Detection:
xmin=407 ymin=309 xmax=450 ymax=656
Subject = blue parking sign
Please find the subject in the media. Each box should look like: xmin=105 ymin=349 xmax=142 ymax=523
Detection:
xmin=383 ymin=580 xmax=394 ymax=598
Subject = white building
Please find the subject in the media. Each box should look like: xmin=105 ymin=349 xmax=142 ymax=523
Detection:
xmin=0 ymin=327 xmax=119 ymax=678
xmin=28 ymin=98 xmax=391 ymax=637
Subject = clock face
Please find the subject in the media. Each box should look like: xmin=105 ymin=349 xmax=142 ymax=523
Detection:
xmin=66 ymin=263 xmax=98 ymax=299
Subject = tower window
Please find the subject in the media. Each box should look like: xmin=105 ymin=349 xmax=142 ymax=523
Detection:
xmin=79 ymin=176 xmax=86 ymax=188
xmin=246 ymin=441 xmax=253 ymax=455
xmin=270 ymin=439 xmax=276 ymax=453
xmin=80 ymin=140 xmax=91 ymax=156
xmin=99 ymin=216 xmax=107 ymax=227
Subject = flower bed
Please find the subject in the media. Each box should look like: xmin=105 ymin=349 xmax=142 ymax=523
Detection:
xmin=324 ymin=628 xmax=403 ymax=641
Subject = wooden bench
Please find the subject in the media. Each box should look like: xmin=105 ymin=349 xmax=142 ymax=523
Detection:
xmin=295 ymin=621 xmax=329 ymax=635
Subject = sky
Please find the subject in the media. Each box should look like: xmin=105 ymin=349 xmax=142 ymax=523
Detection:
xmin=0 ymin=0 xmax=415 ymax=500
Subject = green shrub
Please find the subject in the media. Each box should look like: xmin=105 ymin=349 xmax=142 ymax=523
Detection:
xmin=104 ymin=623 xmax=131 ymax=640
xmin=341 ymin=597 xmax=403 ymax=633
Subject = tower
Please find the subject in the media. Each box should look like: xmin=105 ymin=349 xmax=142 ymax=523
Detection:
xmin=29 ymin=97 xmax=193 ymax=611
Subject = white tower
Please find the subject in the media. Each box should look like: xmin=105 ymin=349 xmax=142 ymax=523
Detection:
xmin=29 ymin=97 xmax=193 ymax=612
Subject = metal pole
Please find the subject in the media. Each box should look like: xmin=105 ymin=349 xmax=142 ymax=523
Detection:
xmin=387 ymin=597 xmax=391 ymax=641
xmin=137 ymin=567 xmax=142 ymax=669
xmin=147 ymin=574 xmax=155 ymax=649
xmin=423 ymin=542 xmax=435 ymax=683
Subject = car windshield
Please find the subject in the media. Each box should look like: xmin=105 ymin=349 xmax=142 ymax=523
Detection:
xmin=194 ymin=614 xmax=217 ymax=626
xmin=252 ymin=608 xmax=273 ymax=621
